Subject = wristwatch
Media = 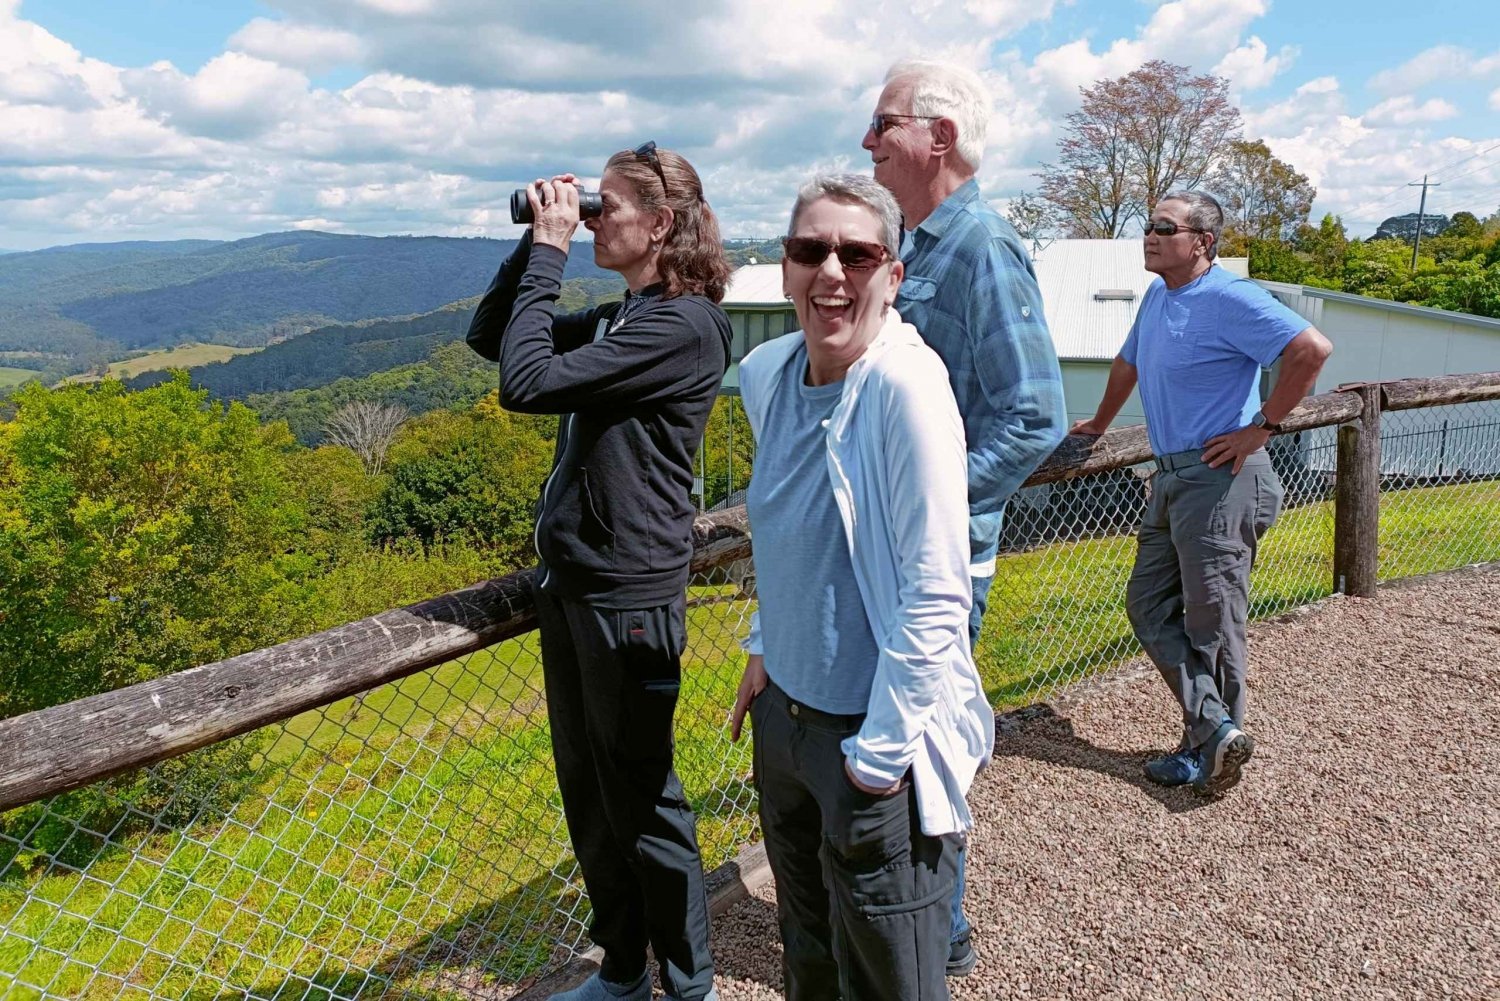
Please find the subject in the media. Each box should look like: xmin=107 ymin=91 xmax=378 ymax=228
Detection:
xmin=1250 ymin=409 xmax=1283 ymax=434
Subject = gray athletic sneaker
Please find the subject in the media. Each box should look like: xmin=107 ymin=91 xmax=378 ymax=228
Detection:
xmin=548 ymin=972 xmax=650 ymax=1001
xmin=1194 ymin=719 xmax=1255 ymax=797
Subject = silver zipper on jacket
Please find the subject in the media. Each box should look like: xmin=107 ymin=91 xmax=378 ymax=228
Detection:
xmin=533 ymin=315 xmax=613 ymax=589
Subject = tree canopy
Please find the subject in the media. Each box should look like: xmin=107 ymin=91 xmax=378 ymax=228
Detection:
xmin=1039 ymin=60 xmax=1242 ymax=237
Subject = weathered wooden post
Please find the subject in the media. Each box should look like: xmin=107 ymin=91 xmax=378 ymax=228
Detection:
xmin=1333 ymin=383 xmax=1382 ymax=597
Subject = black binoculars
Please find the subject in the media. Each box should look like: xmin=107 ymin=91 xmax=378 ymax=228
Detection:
xmin=510 ymin=184 xmax=604 ymax=225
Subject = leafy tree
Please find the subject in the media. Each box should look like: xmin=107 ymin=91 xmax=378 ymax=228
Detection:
xmin=1447 ymin=211 xmax=1483 ymax=240
xmin=1040 ymin=60 xmax=1242 ymax=237
xmin=0 ymin=373 xmax=315 ymax=718
xmin=1295 ymin=214 xmax=1350 ymax=287
xmin=1246 ymin=238 xmax=1307 ymax=284
xmin=365 ymin=397 xmax=555 ymax=568
xmin=698 ymin=396 xmax=754 ymax=509
xmin=1212 ymin=139 xmax=1316 ymax=254
xmin=284 ymin=444 xmax=383 ymax=561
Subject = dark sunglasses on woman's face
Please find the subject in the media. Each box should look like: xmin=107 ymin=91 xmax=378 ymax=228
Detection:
xmin=1144 ymin=219 xmax=1207 ymax=237
xmin=782 ymin=236 xmax=890 ymax=271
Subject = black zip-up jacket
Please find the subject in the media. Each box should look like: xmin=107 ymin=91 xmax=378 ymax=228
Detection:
xmin=466 ymin=232 xmax=731 ymax=608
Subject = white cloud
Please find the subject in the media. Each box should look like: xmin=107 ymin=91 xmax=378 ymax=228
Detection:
xmin=1028 ymin=0 xmax=1269 ymax=111
xmin=228 ymin=18 xmax=366 ymax=74
xmin=1 ymin=0 xmax=1496 ymax=250
xmin=1491 ymin=87 xmax=1500 ymax=111
xmin=1214 ymin=36 xmax=1297 ymax=94
xmin=1364 ymin=95 xmax=1460 ymax=127
xmin=1368 ymin=44 xmax=1500 ymax=94
xmin=126 ymin=53 xmax=312 ymax=141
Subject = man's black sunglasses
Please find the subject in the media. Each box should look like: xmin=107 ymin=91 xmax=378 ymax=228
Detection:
xmin=634 ymin=140 xmax=669 ymax=197
xmin=782 ymin=236 xmax=890 ymax=271
xmin=1144 ymin=219 xmax=1208 ymax=236
xmin=868 ymin=113 xmax=939 ymax=137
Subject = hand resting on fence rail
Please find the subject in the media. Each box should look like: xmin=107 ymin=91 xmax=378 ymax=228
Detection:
xmin=1 ymin=371 xmax=1496 ymax=814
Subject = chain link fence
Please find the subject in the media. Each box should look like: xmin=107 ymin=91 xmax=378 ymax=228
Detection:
xmin=3 ymin=399 xmax=1498 ymax=1001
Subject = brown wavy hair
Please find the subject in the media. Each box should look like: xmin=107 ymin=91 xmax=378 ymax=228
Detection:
xmin=604 ymin=145 xmax=731 ymax=303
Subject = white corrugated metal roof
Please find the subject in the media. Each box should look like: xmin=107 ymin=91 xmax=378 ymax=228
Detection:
xmin=722 ymin=264 xmax=786 ymax=307
xmin=1031 ymin=241 xmax=1248 ymax=360
xmin=723 ymin=246 xmax=1251 ymax=359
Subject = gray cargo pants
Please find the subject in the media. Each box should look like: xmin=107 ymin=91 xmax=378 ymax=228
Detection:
xmin=1126 ymin=449 xmax=1284 ymax=750
xmin=751 ymin=680 xmax=957 ymax=1001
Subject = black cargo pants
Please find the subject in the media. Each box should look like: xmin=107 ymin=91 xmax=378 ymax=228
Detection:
xmin=751 ymin=680 xmax=957 ymax=1001
xmin=533 ymin=585 xmax=715 ymax=1001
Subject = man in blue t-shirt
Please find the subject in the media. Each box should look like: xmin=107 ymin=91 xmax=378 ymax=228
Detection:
xmin=1072 ymin=191 xmax=1332 ymax=796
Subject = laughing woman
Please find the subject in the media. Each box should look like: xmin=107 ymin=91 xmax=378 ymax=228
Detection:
xmin=728 ymin=174 xmax=994 ymax=1001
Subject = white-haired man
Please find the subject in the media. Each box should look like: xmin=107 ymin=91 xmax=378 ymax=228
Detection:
xmin=863 ymin=59 xmax=1067 ymax=978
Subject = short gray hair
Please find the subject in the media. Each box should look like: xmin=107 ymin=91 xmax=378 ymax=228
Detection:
xmin=885 ymin=60 xmax=991 ymax=171
xmin=786 ymin=173 xmax=903 ymax=261
xmin=1160 ymin=190 xmax=1225 ymax=260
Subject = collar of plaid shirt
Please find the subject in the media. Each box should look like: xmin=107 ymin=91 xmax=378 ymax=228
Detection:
xmin=907 ymin=177 xmax=982 ymax=244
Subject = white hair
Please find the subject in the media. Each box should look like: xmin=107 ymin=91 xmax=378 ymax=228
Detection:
xmin=885 ymin=60 xmax=991 ymax=171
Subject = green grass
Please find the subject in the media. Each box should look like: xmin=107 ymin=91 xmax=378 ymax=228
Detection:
xmin=978 ymin=478 xmax=1500 ymax=706
xmin=3 ymin=480 xmax=1497 ymax=1000
xmin=0 ymin=367 xmax=37 ymax=388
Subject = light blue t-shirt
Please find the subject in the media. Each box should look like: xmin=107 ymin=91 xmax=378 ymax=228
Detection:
xmin=1121 ymin=264 xmax=1309 ymax=455
xmin=745 ymin=343 xmax=880 ymax=714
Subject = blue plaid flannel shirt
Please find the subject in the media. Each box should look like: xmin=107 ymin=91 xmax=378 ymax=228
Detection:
xmin=895 ymin=179 xmax=1066 ymax=569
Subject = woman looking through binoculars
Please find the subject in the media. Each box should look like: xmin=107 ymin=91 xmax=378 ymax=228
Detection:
xmin=466 ymin=144 xmax=731 ymax=1001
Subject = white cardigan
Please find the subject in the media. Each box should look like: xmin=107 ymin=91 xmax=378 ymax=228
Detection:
xmin=740 ymin=309 xmax=996 ymax=836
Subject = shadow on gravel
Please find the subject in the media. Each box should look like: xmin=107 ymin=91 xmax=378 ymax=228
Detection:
xmin=711 ymin=894 xmax=784 ymax=991
xmin=995 ymin=705 xmax=1214 ymax=815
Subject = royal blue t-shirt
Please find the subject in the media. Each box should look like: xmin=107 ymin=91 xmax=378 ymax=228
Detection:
xmin=1121 ymin=265 xmax=1309 ymax=455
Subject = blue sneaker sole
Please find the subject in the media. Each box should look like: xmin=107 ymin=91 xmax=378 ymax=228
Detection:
xmin=1196 ymin=731 xmax=1254 ymax=796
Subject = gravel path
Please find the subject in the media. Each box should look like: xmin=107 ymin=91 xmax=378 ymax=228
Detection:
xmin=706 ymin=566 xmax=1500 ymax=1001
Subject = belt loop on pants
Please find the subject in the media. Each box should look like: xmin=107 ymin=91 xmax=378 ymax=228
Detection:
xmin=1154 ymin=448 xmax=1206 ymax=473
xmin=764 ymin=680 xmax=866 ymax=730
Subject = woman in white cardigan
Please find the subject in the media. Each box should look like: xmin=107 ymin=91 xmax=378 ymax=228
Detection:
xmin=728 ymin=174 xmax=994 ymax=1001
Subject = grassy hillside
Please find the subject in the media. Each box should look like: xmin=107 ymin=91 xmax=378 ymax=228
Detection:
xmin=64 ymin=344 xmax=261 ymax=384
xmin=0 ymin=366 xmax=36 ymax=388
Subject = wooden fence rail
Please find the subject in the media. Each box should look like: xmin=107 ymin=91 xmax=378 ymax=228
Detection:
xmin=1 ymin=371 xmax=1497 ymax=814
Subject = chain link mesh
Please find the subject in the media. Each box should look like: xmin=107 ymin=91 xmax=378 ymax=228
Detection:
xmin=3 ymin=401 xmax=1497 ymax=1000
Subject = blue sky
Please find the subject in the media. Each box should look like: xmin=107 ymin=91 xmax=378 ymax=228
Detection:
xmin=3 ymin=0 xmax=1498 ymax=250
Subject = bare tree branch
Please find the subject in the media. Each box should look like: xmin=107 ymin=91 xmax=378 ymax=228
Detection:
xmin=323 ymin=401 xmax=408 ymax=476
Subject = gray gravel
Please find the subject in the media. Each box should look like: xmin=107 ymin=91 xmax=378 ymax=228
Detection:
xmin=704 ymin=566 xmax=1500 ymax=1000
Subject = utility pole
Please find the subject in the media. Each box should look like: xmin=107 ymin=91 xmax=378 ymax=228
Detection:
xmin=1407 ymin=175 xmax=1441 ymax=270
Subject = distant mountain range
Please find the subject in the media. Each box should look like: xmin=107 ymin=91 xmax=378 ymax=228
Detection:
xmin=0 ymin=231 xmax=619 ymax=376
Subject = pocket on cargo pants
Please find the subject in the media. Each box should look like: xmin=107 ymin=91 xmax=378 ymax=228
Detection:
xmin=825 ymin=778 xmax=956 ymax=1000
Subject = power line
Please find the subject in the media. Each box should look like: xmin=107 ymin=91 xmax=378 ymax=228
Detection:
xmin=1344 ymin=141 xmax=1500 ymax=225
xmin=1346 ymin=141 xmax=1500 ymax=221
